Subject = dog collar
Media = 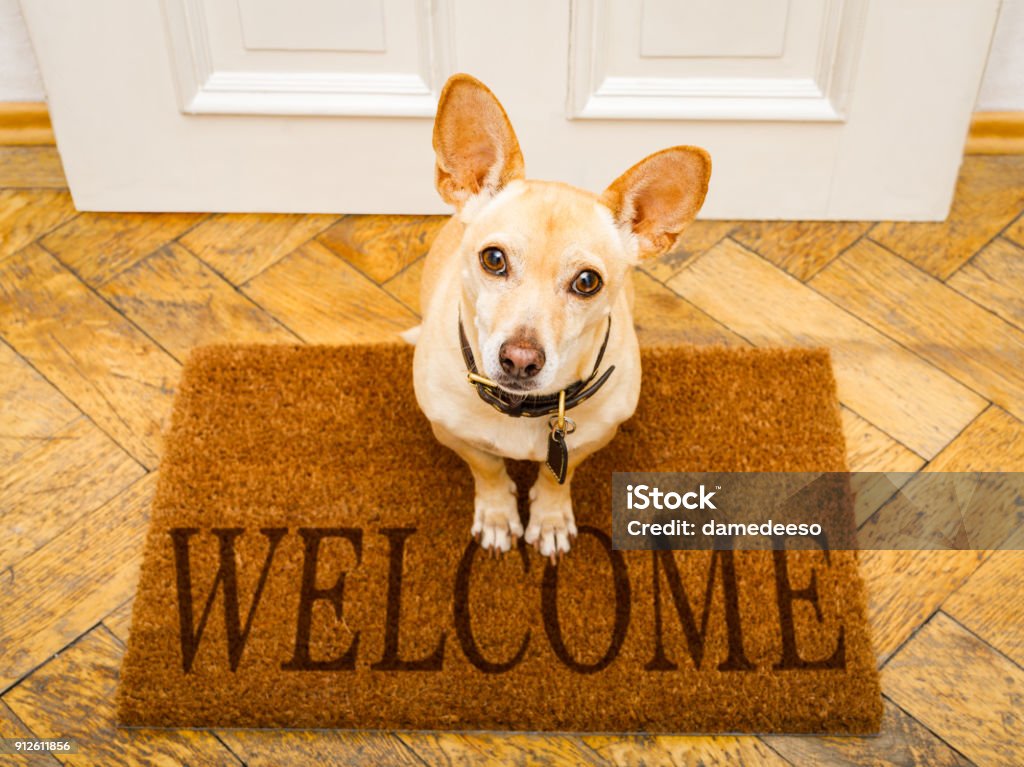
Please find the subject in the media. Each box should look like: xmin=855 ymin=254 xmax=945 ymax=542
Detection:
xmin=457 ymin=313 xmax=616 ymax=419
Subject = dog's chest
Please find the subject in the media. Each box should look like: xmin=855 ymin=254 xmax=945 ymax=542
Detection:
xmin=452 ymin=411 xmax=550 ymax=461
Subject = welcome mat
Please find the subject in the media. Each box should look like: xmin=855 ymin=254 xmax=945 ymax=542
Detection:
xmin=118 ymin=344 xmax=882 ymax=733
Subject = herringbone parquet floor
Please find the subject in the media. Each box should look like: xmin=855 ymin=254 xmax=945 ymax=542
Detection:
xmin=1 ymin=145 xmax=1023 ymax=766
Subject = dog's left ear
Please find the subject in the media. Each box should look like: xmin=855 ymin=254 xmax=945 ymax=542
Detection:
xmin=600 ymin=146 xmax=711 ymax=259
xmin=433 ymin=74 xmax=525 ymax=209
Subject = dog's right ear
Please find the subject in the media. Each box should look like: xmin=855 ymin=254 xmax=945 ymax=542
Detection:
xmin=433 ymin=74 xmax=525 ymax=209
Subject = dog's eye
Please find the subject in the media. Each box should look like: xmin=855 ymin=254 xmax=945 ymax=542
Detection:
xmin=479 ymin=247 xmax=508 ymax=276
xmin=571 ymin=270 xmax=603 ymax=296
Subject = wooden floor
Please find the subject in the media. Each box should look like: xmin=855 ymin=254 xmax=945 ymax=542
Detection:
xmin=1 ymin=145 xmax=1022 ymax=766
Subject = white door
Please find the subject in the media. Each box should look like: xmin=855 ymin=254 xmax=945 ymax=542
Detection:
xmin=21 ymin=0 xmax=999 ymax=219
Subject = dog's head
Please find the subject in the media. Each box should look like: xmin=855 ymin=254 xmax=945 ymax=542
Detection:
xmin=434 ymin=74 xmax=710 ymax=394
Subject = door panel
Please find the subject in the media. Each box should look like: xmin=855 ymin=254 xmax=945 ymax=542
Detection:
xmin=21 ymin=0 xmax=998 ymax=218
xmin=570 ymin=0 xmax=865 ymax=121
xmin=640 ymin=0 xmax=790 ymax=59
xmin=236 ymin=0 xmax=386 ymax=52
xmin=164 ymin=0 xmax=451 ymax=116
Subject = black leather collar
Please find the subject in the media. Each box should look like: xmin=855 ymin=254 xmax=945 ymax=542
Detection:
xmin=458 ymin=313 xmax=616 ymax=418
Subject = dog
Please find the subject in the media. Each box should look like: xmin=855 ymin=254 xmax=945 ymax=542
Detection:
xmin=408 ymin=74 xmax=710 ymax=561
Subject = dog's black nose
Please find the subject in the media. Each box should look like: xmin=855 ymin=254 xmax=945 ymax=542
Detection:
xmin=499 ymin=338 xmax=545 ymax=379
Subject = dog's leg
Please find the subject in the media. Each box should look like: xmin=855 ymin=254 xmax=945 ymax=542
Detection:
xmin=463 ymin=449 xmax=523 ymax=554
xmin=525 ymin=467 xmax=578 ymax=561
xmin=430 ymin=423 xmax=522 ymax=553
xmin=526 ymin=426 xmax=622 ymax=560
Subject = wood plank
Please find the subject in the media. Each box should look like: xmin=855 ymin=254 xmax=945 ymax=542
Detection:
xmin=243 ymin=240 xmax=418 ymax=344
xmin=884 ymin=612 xmax=1024 ymax=767
xmin=102 ymin=599 xmax=134 ymax=646
xmin=0 ymin=340 xmax=78 ymax=465
xmin=179 ymin=212 xmax=338 ymax=286
xmin=841 ymin=407 xmax=924 ymax=474
xmin=633 ymin=271 xmax=748 ymax=348
xmin=812 ymin=239 xmax=1024 ymax=422
xmin=948 ymin=237 xmax=1024 ymax=330
xmin=943 ymin=525 xmax=1024 ymax=668
xmin=869 ymin=155 xmax=1024 ymax=279
xmin=102 ymin=243 xmax=298 ymax=360
xmin=0 ymin=701 xmax=60 ymax=766
xmin=0 ymin=474 xmax=155 ymax=691
xmin=731 ymin=221 xmax=870 ymax=281
xmin=861 ymin=549 xmax=987 ymax=663
xmin=667 ymin=239 xmax=984 ymax=458
xmin=3 ymin=626 xmax=240 ymax=767
xmin=40 ymin=211 xmax=205 ymax=287
xmin=926 ymin=405 xmax=1024 ymax=473
xmin=218 ymin=730 xmax=422 ymax=767
xmin=859 ymin=405 xmax=1024 ymax=661
xmin=583 ymin=734 xmax=786 ymax=767
xmin=397 ymin=732 xmax=605 ymax=766
xmin=1006 ymin=213 xmax=1024 ymax=249
xmin=851 ymin=473 xmax=915 ymax=529
xmin=317 ymin=214 xmax=447 ymax=283
xmin=0 ymin=245 xmax=181 ymax=468
xmin=382 ymin=256 xmax=425 ymax=316
xmin=0 ymin=189 xmax=76 ymax=262
xmin=640 ymin=220 xmax=737 ymax=283
xmin=841 ymin=407 xmax=924 ymax=527
xmin=0 ymin=147 xmax=65 ymax=188
xmin=0 ymin=102 xmax=55 ymax=146
xmin=1 ymin=417 xmax=143 ymax=569
xmin=858 ymin=476 xmax=1014 ymax=566
xmin=764 ymin=699 xmax=972 ymax=767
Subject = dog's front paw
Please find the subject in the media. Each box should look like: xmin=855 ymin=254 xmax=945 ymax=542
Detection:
xmin=525 ymin=483 xmax=577 ymax=562
xmin=471 ymin=480 xmax=523 ymax=554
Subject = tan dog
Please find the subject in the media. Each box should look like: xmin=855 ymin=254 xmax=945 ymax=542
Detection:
xmin=409 ymin=74 xmax=710 ymax=560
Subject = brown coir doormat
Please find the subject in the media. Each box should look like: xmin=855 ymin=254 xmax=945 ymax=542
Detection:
xmin=118 ymin=344 xmax=882 ymax=733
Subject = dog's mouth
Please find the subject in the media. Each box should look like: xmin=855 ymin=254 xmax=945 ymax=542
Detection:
xmin=492 ymin=375 xmax=540 ymax=395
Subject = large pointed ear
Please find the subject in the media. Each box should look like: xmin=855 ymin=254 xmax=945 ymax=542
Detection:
xmin=432 ymin=74 xmax=525 ymax=209
xmin=600 ymin=146 xmax=711 ymax=259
